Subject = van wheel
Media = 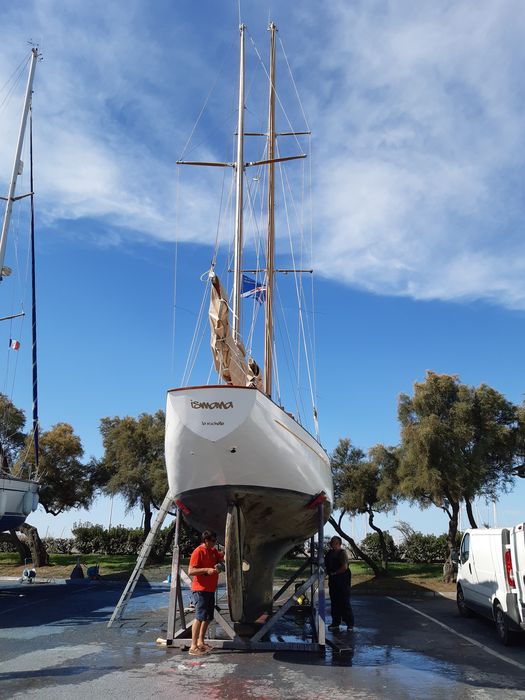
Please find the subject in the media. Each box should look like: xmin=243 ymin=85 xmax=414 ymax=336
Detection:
xmin=495 ymin=603 xmax=512 ymax=646
xmin=457 ymin=585 xmax=472 ymax=618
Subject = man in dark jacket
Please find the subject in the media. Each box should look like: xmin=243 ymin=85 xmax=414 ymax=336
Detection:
xmin=324 ymin=536 xmax=354 ymax=630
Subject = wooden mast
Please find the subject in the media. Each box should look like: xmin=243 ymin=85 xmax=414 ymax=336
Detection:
xmin=264 ymin=22 xmax=277 ymax=397
xmin=232 ymin=24 xmax=246 ymax=343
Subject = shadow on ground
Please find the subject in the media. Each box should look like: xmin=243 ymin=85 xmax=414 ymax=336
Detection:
xmin=0 ymin=575 xmax=168 ymax=630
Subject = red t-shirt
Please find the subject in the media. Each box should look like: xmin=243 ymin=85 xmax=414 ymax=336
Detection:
xmin=189 ymin=544 xmax=224 ymax=592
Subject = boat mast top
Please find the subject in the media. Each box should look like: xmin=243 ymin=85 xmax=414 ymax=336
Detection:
xmin=264 ymin=22 xmax=277 ymax=397
xmin=231 ymin=24 xmax=246 ymax=342
xmin=0 ymin=48 xmax=39 ymax=282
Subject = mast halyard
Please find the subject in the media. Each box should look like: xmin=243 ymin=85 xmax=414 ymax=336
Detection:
xmin=264 ymin=22 xmax=277 ymax=397
xmin=0 ymin=48 xmax=39 ymax=281
xmin=231 ymin=24 xmax=246 ymax=343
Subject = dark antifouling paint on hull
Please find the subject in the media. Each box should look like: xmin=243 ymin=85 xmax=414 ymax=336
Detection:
xmin=225 ymin=503 xmax=244 ymax=622
xmin=178 ymin=484 xmax=331 ymax=623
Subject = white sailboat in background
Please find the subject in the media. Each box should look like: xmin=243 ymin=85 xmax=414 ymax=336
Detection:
xmin=165 ymin=24 xmax=333 ymax=623
xmin=0 ymin=48 xmax=41 ymax=532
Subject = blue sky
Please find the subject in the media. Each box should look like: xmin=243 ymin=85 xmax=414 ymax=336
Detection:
xmin=1 ymin=1 xmax=525 ymax=540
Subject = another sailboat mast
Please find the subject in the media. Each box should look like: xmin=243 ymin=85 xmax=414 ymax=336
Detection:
xmin=231 ymin=24 xmax=246 ymax=342
xmin=0 ymin=48 xmax=39 ymax=281
xmin=264 ymin=22 xmax=277 ymax=397
xmin=29 ymin=109 xmax=39 ymax=472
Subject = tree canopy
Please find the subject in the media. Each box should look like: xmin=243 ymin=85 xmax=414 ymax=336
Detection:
xmin=330 ymin=438 xmax=399 ymax=572
xmin=1 ymin=393 xmax=95 ymax=565
xmin=0 ymin=393 xmax=26 ymax=473
xmin=22 ymin=422 xmax=96 ymax=516
xmin=98 ymin=411 xmax=168 ymax=536
xmin=397 ymin=370 xmax=518 ymax=580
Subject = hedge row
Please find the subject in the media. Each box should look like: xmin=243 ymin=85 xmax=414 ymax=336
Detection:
xmin=2 ymin=524 xmax=461 ymax=564
xmin=360 ymin=530 xmax=462 ymax=563
xmin=71 ymin=521 xmax=200 ymax=557
xmin=0 ymin=521 xmax=201 ymax=558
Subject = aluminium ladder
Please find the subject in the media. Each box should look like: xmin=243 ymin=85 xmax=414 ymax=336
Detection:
xmin=107 ymin=490 xmax=175 ymax=627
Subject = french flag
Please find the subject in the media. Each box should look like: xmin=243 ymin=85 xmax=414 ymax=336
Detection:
xmin=9 ymin=339 xmax=20 ymax=350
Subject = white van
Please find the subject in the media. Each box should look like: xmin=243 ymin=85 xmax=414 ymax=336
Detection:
xmin=456 ymin=523 xmax=525 ymax=645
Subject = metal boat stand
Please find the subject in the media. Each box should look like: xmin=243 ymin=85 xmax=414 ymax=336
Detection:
xmin=160 ymin=496 xmax=327 ymax=652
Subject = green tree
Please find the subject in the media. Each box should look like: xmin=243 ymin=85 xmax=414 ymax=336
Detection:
xmin=398 ymin=371 xmax=517 ymax=582
xmin=1 ymin=393 xmax=96 ymax=566
xmin=360 ymin=531 xmax=398 ymax=563
xmin=511 ymin=402 xmax=525 ymax=479
xmin=98 ymin=411 xmax=167 ymax=537
xmin=330 ymin=438 xmax=399 ymax=574
xmin=19 ymin=422 xmax=97 ymax=565
xmin=23 ymin=423 xmax=96 ymax=515
xmin=0 ymin=393 xmax=26 ymax=473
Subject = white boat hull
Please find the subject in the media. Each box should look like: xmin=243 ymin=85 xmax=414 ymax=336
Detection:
xmin=165 ymin=385 xmax=333 ymax=621
xmin=0 ymin=476 xmax=39 ymax=532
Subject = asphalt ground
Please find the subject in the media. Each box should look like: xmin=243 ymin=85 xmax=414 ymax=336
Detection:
xmin=0 ymin=579 xmax=524 ymax=699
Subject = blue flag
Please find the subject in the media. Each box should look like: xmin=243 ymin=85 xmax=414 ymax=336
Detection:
xmin=241 ymin=275 xmax=266 ymax=304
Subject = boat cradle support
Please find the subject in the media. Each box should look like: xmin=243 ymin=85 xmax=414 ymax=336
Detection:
xmin=161 ymin=496 xmax=327 ymax=653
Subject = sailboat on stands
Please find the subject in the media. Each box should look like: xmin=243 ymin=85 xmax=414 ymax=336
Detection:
xmin=164 ymin=24 xmax=333 ymax=623
xmin=0 ymin=48 xmax=41 ymax=531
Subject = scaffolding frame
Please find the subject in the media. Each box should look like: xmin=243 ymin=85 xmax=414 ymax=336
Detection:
xmin=108 ymin=490 xmax=327 ymax=652
xmin=161 ymin=497 xmax=326 ymax=652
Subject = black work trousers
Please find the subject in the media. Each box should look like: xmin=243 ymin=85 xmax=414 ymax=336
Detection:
xmin=328 ymin=571 xmax=354 ymax=626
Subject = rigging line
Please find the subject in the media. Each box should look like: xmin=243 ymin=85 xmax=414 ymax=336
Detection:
xmin=242 ymin=152 xmax=268 ymax=353
xmin=244 ymin=170 xmax=265 ymax=352
xmin=182 ymin=107 xmax=238 ymax=159
xmin=284 ymin=136 xmax=318 ymax=408
xmin=307 ymin=136 xmax=318 ymax=405
xmin=178 ymin=50 xmax=230 ymax=162
xmin=272 ymin=335 xmax=281 ymax=406
xmin=296 ymin=159 xmax=306 ymax=406
xmin=29 ymin=104 xmax=39 ymax=475
xmin=0 ymin=51 xmax=30 ymax=96
xmin=248 ymin=33 xmax=305 ymax=155
xmin=211 ymin=166 xmax=230 ymax=268
xmin=277 ymin=156 xmax=316 ymax=415
xmin=278 ymin=37 xmax=310 ymax=132
xmin=181 ymin=165 xmax=232 ymax=385
xmin=7 ymin=326 xmax=23 ymax=403
xmin=170 ymin=167 xmax=181 ymax=380
xmin=273 ymin=283 xmax=303 ymax=422
xmin=274 ymin=305 xmax=307 ymax=428
xmin=11 ymin=129 xmax=32 ymax=306
xmin=206 ymin=359 xmax=215 ymax=385
xmin=181 ymin=276 xmax=210 ymax=385
xmin=14 ymin=429 xmax=35 ymax=474
xmin=0 ymin=54 xmax=31 ymax=113
xmin=185 ymin=302 xmax=211 ymax=384
xmin=184 ymin=278 xmax=210 ymax=385
xmin=3 ymin=176 xmax=28 ymax=402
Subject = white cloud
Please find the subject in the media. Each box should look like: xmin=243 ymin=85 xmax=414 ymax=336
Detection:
xmin=1 ymin=1 xmax=525 ymax=308
xmin=301 ymin=1 xmax=525 ymax=308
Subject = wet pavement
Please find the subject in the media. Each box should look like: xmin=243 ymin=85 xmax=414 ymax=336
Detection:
xmin=1 ymin=579 xmax=524 ymax=698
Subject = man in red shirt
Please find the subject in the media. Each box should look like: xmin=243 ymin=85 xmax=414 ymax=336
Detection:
xmin=187 ymin=530 xmax=224 ymax=655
